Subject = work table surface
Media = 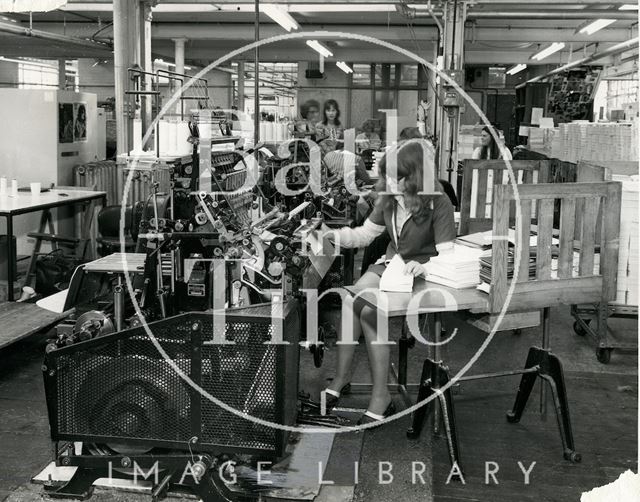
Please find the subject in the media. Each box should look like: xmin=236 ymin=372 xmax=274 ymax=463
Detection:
xmin=0 ymin=189 xmax=106 ymax=216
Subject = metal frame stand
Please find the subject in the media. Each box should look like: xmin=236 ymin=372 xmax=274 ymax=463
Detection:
xmin=406 ymin=308 xmax=581 ymax=472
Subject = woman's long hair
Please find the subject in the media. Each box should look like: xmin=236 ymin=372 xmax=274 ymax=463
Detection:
xmin=375 ymin=139 xmax=439 ymax=218
xmin=322 ymin=99 xmax=341 ymax=126
xmin=480 ymin=125 xmax=500 ymax=160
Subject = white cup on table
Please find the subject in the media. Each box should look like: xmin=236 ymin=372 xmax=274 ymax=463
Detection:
xmin=30 ymin=182 xmax=41 ymax=196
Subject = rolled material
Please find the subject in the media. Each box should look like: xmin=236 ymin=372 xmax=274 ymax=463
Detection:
xmin=166 ymin=121 xmax=177 ymax=155
xmin=158 ymin=120 xmax=170 ymax=156
xmin=132 ymin=118 xmax=143 ymax=153
xmin=177 ymin=120 xmax=191 ymax=156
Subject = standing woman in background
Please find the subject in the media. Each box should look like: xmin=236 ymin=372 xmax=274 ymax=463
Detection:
xmin=472 ymin=125 xmax=512 ymax=160
xmin=315 ymin=99 xmax=345 ymax=143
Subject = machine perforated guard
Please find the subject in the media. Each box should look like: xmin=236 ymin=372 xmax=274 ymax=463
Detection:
xmin=43 ymin=302 xmax=300 ymax=458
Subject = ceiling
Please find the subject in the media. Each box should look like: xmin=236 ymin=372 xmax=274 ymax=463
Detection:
xmin=0 ymin=0 xmax=637 ymax=70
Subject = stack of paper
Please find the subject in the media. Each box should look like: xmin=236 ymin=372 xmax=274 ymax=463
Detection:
xmin=424 ymin=244 xmax=484 ymax=289
xmin=613 ymin=175 xmax=639 ymax=305
xmin=455 ymin=231 xmax=493 ymax=250
xmin=478 ymin=249 xmax=538 ymax=293
xmin=379 ymin=254 xmax=414 ymax=293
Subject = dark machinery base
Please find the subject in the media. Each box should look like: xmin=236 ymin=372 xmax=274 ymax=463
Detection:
xmin=407 ymin=346 xmax=581 ymax=471
xmin=44 ymin=453 xmax=244 ymax=502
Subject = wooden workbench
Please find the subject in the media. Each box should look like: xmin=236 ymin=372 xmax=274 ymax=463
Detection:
xmin=0 ymin=302 xmax=70 ymax=350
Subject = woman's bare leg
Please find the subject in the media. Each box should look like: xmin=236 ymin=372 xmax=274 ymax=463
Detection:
xmin=360 ymin=305 xmax=392 ymax=414
xmin=328 ymin=272 xmax=380 ymax=393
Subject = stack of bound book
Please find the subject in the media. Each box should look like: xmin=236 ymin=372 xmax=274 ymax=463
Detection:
xmin=424 ymin=244 xmax=485 ymax=289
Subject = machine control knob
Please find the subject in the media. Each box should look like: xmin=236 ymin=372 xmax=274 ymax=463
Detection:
xmin=195 ymin=212 xmax=208 ymax=225
xmin=268 ymin=262 xmax=285 ymax=277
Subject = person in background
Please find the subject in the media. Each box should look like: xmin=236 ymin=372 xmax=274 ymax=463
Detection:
xmin=315 ymin=99 xmax=344 ymax=143
xmin=355 ymin=119 xmax=382 ymax=153
xmin=472 ymin=125 xmax=512 ymax=160
xmin=323 ymin=149 xmax=372 ymax=187
xmin=293 ymin=99 xmax=320 ymax=137
xmin=324 ymin=140 xmax=456 ymax=424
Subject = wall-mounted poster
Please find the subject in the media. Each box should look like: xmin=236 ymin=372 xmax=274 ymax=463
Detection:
xmin=58 ymin=103 xmax=74 ymax=143
xmin=74 ymin=103 xmax=87 ymax=142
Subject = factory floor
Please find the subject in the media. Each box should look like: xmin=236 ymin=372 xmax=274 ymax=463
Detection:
xmin=0 ymin=283 xmax=637 ymax=501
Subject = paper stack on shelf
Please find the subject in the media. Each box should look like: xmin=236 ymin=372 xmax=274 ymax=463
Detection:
xmin=458 ymin=126 xmax=483 ymax=160
xmin=551 ymin=122 xmax=639 ymax=163
xmin=424 ymin=244 xmax=485 ymax=289
xmin=613 ymin=175 xmax=639 ymax=305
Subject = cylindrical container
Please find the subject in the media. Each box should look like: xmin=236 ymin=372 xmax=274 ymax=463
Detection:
xmin=10 ymin=179 xmax=18 ymax=197
xmin=132 ymin=118 xmax=143 ymax=153
xmin=158 ymin=120 xmax=169 ymax=156
xmin=0 ymin=177 xmax=7 ymax=195
xmin=30 ymin=182 xmax=41 ymax=195
xmin=178 ymin=121 xmax=191 ymax=155
xmin=168 ymin=121 xmax=178 ymax=155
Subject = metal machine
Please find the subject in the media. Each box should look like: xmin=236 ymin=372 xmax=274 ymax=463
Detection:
xmin=42 ymin=140 xmax=351 ymax=501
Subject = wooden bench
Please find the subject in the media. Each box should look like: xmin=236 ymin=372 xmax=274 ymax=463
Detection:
xmin=0 ymin=302 xmax=70 ymax=350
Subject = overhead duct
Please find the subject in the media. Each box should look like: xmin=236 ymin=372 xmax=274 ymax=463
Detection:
xmin=0 ymin=20 xmax=112 ymax=51
xmin=528 ymin=37 xmax=639 ymax=82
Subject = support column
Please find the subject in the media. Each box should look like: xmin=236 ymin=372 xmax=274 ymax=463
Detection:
xmin=141 ymin=2 xmax=153 ymax=149
xmin=57 ymin=59 xmax=66 ymax=90
xmin=254 ymin=0 xmax=260 ymax=146
xmin=173 ymin=37 xmax=187 ymax=75
xmin=173 ymin=37 xmax=187 ymax=119
xmin=113 ymin=0 xmax=130 ymax=155
xmin=237 ymin=61 xmax=245 ymax=113
xmin=438 ymin=0 xmax=466 ymax=185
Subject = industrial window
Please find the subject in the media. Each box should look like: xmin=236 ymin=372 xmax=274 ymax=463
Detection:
xmin=17 ymin=58 xmax=79 ymax=90
xmin=18 ymin=60 xmax=58 ymax=89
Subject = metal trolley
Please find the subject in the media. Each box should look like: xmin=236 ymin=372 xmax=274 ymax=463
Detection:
xmin=570 ymin=303 xmax=638 ymax=364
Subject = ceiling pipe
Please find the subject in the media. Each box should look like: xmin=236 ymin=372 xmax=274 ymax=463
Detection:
xmin=0 ymin=19 xmax=112 ymax=51
xmin=412 ymin=10 xmax=638 ymax=20
xmin=528 ymin=37 xmax=639 ymax=82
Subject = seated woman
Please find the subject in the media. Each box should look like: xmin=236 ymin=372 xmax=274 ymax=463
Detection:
xmin=327 ymin=139 xmax=456 ymax=424
xmin=472 ymin=125 xmax=512 ymax=160
xmin=315 ymin=99 xmax=345 ymax=143
xmin=355 ymin=119 xmax=382 ymax=154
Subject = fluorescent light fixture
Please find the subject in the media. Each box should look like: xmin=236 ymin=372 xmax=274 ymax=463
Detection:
xmin=152 ymin=4 xmax=217 ymax=13
xmin=261 ymin=4 xmax=299 ymax=31
xmin=336 ymin=61 xmax=353 ymax=74
xmin=289 ymin=4 xmax=395 ymax=12
xmin=531 ymin=42 xmax=565 ymax=61
xmin=619 ymin=4 xmax=639 ymax=10
xmin=306 ymin=40 xmax=333 ymax=58
xmin=577 ymin=19 xmax=616 ymax=35
xmin=506 ymin=64 xmax=527 ymax=75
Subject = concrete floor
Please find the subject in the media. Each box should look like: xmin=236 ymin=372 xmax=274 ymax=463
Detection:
xmin=0 ymin=277 xmax=637 ymax=502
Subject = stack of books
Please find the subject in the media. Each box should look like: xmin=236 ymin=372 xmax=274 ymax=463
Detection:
xmin=477 ymin=249 xmax=537 ymax=294
xmin=424 ymin=244 xmax=484 ymax=289
xmin=455 ymin=231 xmax=493 ymax=250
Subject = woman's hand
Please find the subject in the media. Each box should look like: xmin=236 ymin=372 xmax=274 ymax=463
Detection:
xmin=403 ymin=260 xmax=425 ymax=277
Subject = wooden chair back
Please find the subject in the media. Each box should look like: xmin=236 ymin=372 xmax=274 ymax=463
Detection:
xmin=459 ymin=159 xmax=550 ymax=235
xmin=489 ymin=182 xmax=621 ymax=314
